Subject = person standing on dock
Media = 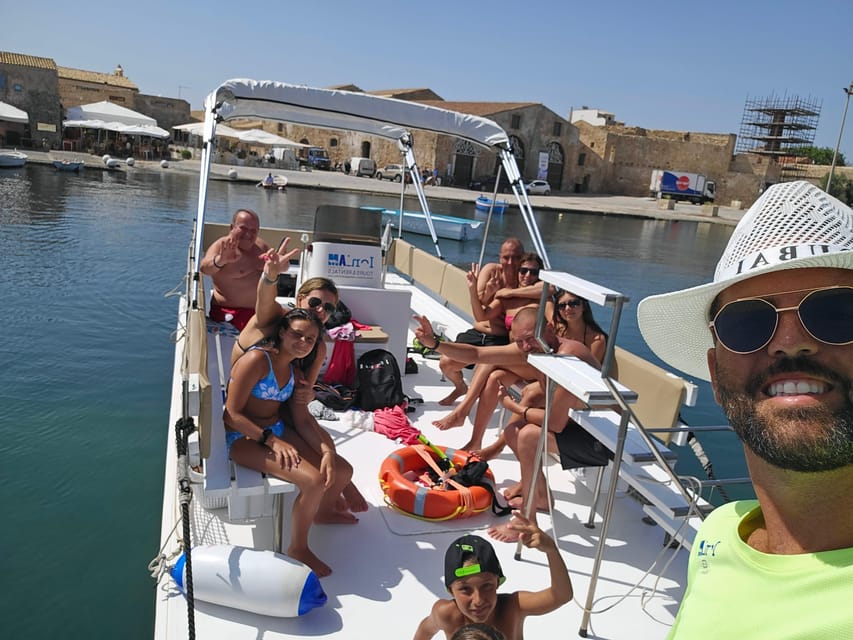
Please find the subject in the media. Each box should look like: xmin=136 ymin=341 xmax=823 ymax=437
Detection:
xmin=637 ymin=181 xmax=853 ymax=638
xmin=201 ymin=209 xmax=271 ymax=330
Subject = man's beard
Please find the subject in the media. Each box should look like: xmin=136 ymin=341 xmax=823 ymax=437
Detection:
xmin=715 ymin=356 xmax=853 ymax=472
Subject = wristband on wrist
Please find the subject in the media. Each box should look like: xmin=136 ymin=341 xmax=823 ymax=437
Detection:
xmin=262 ymin=273 xmax=278 ymax=285
xmin=212 ymin=255 xmax=224 ymax=269
xmin=523 ymin=407 xmax=529 ymax=422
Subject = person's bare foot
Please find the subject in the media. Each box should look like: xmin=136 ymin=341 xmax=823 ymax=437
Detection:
xmin=288 ymin=545 xmax=332 ymax=577
xmin=314 ymin=508 xmax=359 ymax=524
xmin=487 ymin=522 xmax=521 ymax=543
xmin=478 ymin=440 xmax=506 ymax=460
xmin=502 ymin=483 xmax=523 ymax=501
xmin=507 ymin=496 xmax=551 ymax=513
xmin=342 ymin=483 xmax=368 ymax=512
xmin=460 ymin=440 xmax=482 ymax=453
xmin=438 ymin=386 xmax=467 ymax=406
xmin=432 ymin=410 xmax=466 ymax=430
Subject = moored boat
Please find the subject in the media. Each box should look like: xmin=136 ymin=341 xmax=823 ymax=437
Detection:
xmin=475 ymin=194 xmax=509 ymax=214
xmin=52 ymin=159 xmax=84 ymax=172
xmin=361 ymin=205 xmax=483 ymax=241
xmin=0 ymin=149 xmax=27 ymax=168
xmin=154 ymin=79 xmax=737 ymax=640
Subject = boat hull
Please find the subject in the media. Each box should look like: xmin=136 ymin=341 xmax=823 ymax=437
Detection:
xmin=53 ymin=160 xmax=83 ymax=172
xmin=0 ymin=151 xmax=27 ymax=168
xmin=475 ymin=195 xmax=508 ymax=214
xmin=362 ymin=206 xmax=483 ymax=241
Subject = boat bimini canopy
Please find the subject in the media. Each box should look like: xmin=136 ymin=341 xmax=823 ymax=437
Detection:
xmin=192 ymin=79 xmax=549 ymax=291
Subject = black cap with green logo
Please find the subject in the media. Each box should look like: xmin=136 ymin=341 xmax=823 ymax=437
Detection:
xmin=444 ymin=535 xmax=506 ymax=590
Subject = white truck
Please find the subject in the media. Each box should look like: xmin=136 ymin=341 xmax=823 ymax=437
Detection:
xmin=649 ymin=169 xmax=716 ymax=204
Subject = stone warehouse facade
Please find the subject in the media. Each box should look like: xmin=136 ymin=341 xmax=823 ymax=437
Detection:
xmin=1 ymin=51 xmax=190 ymax=149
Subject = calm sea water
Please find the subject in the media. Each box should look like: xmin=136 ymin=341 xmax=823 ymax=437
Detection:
xmin=0 ymin=164 xmax=748 ymax=639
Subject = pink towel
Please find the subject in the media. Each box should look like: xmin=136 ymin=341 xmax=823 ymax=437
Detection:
xmin=372 ymin=405 xmax=421 ymax=444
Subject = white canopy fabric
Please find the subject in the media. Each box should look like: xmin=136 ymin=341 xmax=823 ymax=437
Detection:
xmin=66 ymin=101 xmax=156 ymax=127
xmin=174 ymin=122 xmax=242 ymax=138
xmin=234 ymin=129 xmax=307 ymax=147
xmin=63 ymin=119 xmax=169 ymax=139
xmin=210 ymin=79 xmax=511 ymax=149
xmin=0 ymin=101 xmax=28 ymax=124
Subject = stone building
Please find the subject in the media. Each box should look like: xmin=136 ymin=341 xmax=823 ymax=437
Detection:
xmin=573 ymin=119 xmax=778 ymax=205
xmin=0 ymin=51 xmax=62 ymax=148
xmin=247 ymin=85 xmax=580 ymax=189
xmin=57 ymin=64 xmax=138 ymax=108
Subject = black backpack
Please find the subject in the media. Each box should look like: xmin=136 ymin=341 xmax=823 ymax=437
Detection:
xmin=355 ymin=349 xmax=406 ymax=411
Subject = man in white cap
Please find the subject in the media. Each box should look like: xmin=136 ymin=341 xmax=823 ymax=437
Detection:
xmin=637 ymin=181 xmax=853 ymax=638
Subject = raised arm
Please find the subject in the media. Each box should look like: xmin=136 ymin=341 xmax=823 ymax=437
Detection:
xmin=467 ymin=267 xmax=504 ymax=323
xmin=414 ymin=315 xmax=523 ymax=366
xmin=255 ymin=237 xmax=301 ymax=328
xmin=511 ymin=511 xmax=573 ymax=615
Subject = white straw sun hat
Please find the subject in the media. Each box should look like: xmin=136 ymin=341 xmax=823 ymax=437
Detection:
xmin=637 ymin=181 xmax=853 ymax=381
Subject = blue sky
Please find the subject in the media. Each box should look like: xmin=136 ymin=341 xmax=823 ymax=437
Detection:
xmin=4 ymin=0 xmax=852 ymax=159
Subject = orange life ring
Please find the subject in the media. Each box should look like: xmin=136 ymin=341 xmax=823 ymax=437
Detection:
xmin=378 ymin=444 xmax=495 ymax=521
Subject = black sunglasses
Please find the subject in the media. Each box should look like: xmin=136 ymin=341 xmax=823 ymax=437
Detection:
xmin=307 ymin=297 xmax=336 ymax=314
xmin=709 ymin=286 xmax=853 ymax=354
xmin=518 ymin=267 xmax=540 ymax=276
xmin=557 ymin=299 xmax=583 ymax=310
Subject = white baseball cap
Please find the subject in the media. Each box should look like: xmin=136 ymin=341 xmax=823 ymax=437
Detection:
xmin=637 ymin=181 xmax=853 ymax=381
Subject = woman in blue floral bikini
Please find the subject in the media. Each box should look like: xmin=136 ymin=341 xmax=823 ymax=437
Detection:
xmin=224 ymin=308 xmax=355 ymax=577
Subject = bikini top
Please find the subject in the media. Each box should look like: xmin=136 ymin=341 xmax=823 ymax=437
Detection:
xmin=248 ymin=348 xmax=294 ymax=402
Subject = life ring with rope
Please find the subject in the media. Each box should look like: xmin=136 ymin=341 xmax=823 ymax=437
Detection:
xmin=378 ymin=443 xmax=496 ymax=521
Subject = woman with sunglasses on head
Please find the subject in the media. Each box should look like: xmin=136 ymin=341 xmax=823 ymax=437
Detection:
xmin=234 ymin=243 xmax=369 ymax=514
xmin=225 ymin=309 xmax=355 ymax=577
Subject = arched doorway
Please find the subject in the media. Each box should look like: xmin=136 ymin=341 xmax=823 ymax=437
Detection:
xmin=361 ymin=141 xmax=371 ymax=157
xmin=546 ymin=142 xmax=564 ymax=190
xmin=452 ymin=139 xmax=479 ymax=187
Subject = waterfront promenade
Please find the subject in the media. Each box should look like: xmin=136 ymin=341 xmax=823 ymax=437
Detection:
xmin=20 ymin=149 xmax=745 ymax=226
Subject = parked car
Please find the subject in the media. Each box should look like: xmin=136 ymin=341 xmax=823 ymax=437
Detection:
xmin=467 ymin=173 xmax=512 ymax=193
xmin=375 ymin=163 xmax=406 ymax=182
xmin=526 ymin=179 xmax=551 ymax=195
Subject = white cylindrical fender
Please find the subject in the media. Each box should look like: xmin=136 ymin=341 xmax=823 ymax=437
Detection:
xmin=170 ymin=544 xmax=327 ymax=617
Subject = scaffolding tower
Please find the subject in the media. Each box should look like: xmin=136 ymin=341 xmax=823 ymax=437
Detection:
xmin=736 ymin=94 xmax=821 ymax=181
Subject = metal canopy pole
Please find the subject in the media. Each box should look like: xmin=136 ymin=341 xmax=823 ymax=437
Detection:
xmin=499 ymin=149 xmax=550 ymax=268
xmin=399 ymin=134 xmax=442 ymax=259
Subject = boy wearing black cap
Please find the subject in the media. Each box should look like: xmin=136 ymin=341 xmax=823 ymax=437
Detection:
xmin=413 ymin=511 xmax=572 ymax=640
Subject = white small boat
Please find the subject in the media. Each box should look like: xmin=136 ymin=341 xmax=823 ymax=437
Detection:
xmin=53 ymin=159 xmax=84 ymax=172
xmin=0 ymin=150 xmax=27 ymax=168
xmin=257 ymin=175 xmax=288 ymax=190
xmin=362 ymin=206 xmax=483 ymax=241
xmin=475 ymin=194 xmax=509 ymax=214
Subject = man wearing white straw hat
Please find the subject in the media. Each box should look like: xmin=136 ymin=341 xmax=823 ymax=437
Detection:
xmin=638 ymin=181 xmax=853 ymax=638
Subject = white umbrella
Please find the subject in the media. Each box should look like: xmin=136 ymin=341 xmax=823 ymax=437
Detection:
xmin=236 ymin=128 xmax=307 ymax=147
xmin=173 ymin=122 xmax=242 ymax=139
xmin=0 ymin=101 xmax=28 ymax=124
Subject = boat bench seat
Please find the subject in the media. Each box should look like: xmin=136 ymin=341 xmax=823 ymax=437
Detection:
xmin=525 ymin=347 xmax=708 ymax=550
xmin=199 ymin=324 xmax=295 ymax=522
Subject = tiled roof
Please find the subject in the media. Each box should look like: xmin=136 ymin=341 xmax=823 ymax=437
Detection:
xmin=58 ymin=66 xmax=138 ymax=90
xmin=327 ymin=84 xmax=364 ymax=92
xmin=416 ymin=100 xmax=540 ymax=117
xmin=0 ymin=51 xmax=56 ymax=70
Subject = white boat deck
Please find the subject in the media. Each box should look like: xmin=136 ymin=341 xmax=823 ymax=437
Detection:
xmin=155 ymin=273 xmax=689 ymax=640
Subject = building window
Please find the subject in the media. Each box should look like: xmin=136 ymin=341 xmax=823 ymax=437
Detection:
xmin=578 ymin=153 xmax=586 ymax=166
xmin=277 ymin=123 xmax=284 ymax=132
xmin=109 ymin=95 xmax=126 ymax=103
xmin=13 ymin=83 xmax=23 ymax=92
xmin=330 ymin=138 xmax=338 ymax=147
xmin=0 ymin=74 xmax=6 ymax=89
xmin=510 ymin=114 xmax=521 ymax=129
xmin=552 ymin=121 xmax=562 ymax=136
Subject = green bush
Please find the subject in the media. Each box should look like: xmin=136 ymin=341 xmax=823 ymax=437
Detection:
xmin=180 ymin=149 xmax=192 ymax=160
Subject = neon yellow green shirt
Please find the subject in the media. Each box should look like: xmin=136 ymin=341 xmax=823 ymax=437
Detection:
xmin=668 ymin=500 xmax=853 ymax=639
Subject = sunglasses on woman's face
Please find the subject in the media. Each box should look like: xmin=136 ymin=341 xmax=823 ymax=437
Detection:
xmin=557 ymin=299 xmax=583 ymax=310
xmin=709 ymin=285 xmax=853 ymax=354
xmin=307 ymin=297 xmax=336 ymax=314
xmin=518 ymin=267 xmax=540 ymax=277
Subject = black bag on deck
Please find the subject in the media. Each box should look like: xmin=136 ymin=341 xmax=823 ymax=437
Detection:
xmin=453 ymin=458 xmax=512 ymax=517
xmin=355 ymin=349 xmax=406 ymax=411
